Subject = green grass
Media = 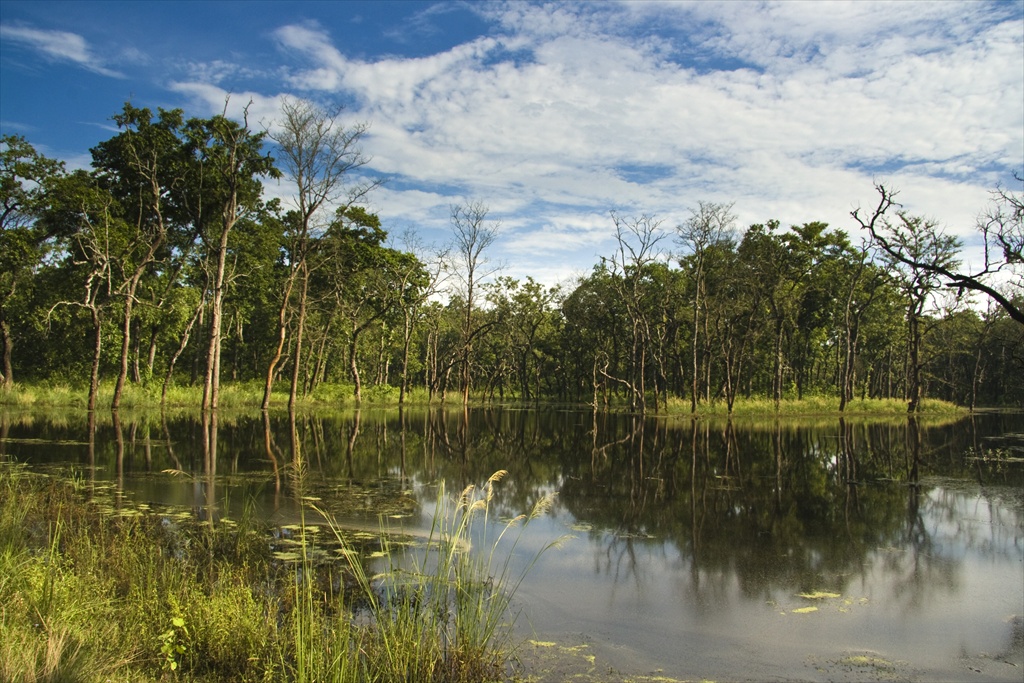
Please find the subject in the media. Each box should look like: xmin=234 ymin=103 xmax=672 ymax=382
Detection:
xmin=1 ymin=379 xmax=970 ymax=416
xmin=0 ymin=463 xmax=558 ymax=682
xmin=661 ymin=394 xmax=964 ymax=417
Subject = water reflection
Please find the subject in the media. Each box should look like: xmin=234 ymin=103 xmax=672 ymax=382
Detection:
xmin=1 ymin=407 xmax=1022 ymax=679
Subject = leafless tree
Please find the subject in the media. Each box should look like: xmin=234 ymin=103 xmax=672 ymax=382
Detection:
xmin=854 ymin=181 xmax=1023 ymax=326
xmin=676 ymin=201 xmax=736 ymax=413
xmin=262 ymin=97 xmax=380 ymax=410
xmin=448 ymin=201 xmax=501 ymax=406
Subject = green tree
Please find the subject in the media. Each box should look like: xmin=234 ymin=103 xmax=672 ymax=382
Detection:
xmin=39 ymin=170 xmax=123 ymax=410
xmin=484 ymin=276 xmax=561 ymax=402
xmin=0 ymin=135 xmax=64 ymax=387
xmin=179 ymin=104 xmax=278 ymax=411
xmin=90 ymin=104 xmax=190 ymax=409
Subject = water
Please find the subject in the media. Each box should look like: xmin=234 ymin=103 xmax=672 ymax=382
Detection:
xmin=2 ymin=408 xmax=1022 ymax=681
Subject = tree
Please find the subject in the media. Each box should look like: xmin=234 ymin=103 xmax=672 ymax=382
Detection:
xmin=91 ymin=104 xmax=187 ymax=409
xmin=833 ymin=240 xmax=888 ymax=411
xmin=605 ymin=213 xmax=668 ymax=412
xmin=319 ymin=206 xmax=417 ymax=402
xmin=853 ymin=191 xmax=961 ymax=412
xmin=0 ymin=135 xmax=64 ymax=388
xmin=39 ymin=170 xmax=121 ymax=410
xmin=855 ymin=182 xmax=1023 ymax=325
xmin=262 ymin=97 xmax=378 ymax=410
xmin=559 ymin=264 xmax=625 ymax=406
xmin=737 ymin=221 xmax=800 ymax=409
xmin=179 ymin=102 xmax=278 ymax=411
xmin=392 ymin=231 xmax=443 ymax=405
xmin=484 ymin=276 xmax=561 ymax=402
xmin=676 ymin=201 xmax=736 ymax=412
xmin=448 ymin=202 xmax=501 ymax=406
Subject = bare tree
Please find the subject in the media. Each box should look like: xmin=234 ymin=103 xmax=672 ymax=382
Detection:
xmin=448 ymin=201 xmax=501 ymax=406
xmin=262 ymin=97 xmax=379 ymax=410
xmin=676 ymin=201 xmax=736 ymax=413
xmin=606 ymin=212 xmax=668 ymax=413
xmin=854 ymin=181 xmax=1023 ymax=326
xmin=852 ymin=186 xmax=962 ymax=412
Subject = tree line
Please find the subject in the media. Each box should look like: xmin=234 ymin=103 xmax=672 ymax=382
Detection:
xmin=2 ymin=100 xmax=1022 ymax=412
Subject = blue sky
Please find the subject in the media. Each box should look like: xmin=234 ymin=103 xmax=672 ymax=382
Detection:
xmin=2 ymin=0 xmax=1022 ymax=288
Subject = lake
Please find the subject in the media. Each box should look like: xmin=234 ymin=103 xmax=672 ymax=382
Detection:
xmin=1 ymin=407 xmax=1022 ymax=682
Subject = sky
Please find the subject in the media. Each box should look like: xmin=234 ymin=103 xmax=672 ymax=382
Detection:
xmin=2 ymin=0 xmax=1022 ymax=290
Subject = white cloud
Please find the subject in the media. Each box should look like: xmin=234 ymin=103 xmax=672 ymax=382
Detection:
xmin=0 ymin=23 xmax=125 ymax=77
xmin=160 ymin=1 xmax=1022 ymax=289
xmin=167 ymin=82 xmax=289 ymax=131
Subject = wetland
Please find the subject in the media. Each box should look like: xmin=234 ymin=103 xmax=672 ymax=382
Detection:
xmin=2 ymin=406 xmax=1022 ymax=682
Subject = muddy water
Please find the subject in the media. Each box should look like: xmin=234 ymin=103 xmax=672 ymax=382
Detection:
xmin=2 ymin=408 xmax=1022 ymax=682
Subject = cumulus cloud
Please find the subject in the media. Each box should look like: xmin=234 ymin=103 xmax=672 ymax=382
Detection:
xmin=169 ymin=1 xmax=1022 ymax=286
xmin=0 ymin=23 xmax=125 ymax=77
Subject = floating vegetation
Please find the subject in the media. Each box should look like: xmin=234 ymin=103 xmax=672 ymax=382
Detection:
xmin=798 ymin=590 xmax=841 ymax=600
xmin=778 ymin=591 xmax=868 ymax=616
xmin=1 ymin=462 xmax=564 ymax=682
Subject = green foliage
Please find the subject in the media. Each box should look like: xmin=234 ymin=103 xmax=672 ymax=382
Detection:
xmin=157 ymin=616 xmax=188 ymax=672
xmin=5 ymin=106 xmax=1021 ymax=410
xmin=0 ymin=459 xmax=561 ymax=682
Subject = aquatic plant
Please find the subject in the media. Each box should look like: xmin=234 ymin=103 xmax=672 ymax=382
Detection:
xmin=317 ymin=470 xmax=566 ymax=682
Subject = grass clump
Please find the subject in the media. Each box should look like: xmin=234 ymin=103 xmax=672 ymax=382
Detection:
xmin=315 ymin=470 xmax=564 ymax=682
xmin=0 ymin=463 xmax=559 ymax=682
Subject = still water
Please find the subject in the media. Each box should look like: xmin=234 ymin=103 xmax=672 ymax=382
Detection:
xmin=2 ymin=408 xmax=1022 ymax=682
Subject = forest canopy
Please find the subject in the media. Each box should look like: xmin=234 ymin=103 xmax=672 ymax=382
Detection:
xmin=1 ymin=102 xmax=1022 ymax=412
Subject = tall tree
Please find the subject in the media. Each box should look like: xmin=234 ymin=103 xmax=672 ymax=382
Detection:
xmin=91 ymin=104 xmax=187 ymax=409
xmin=40 ymin=171 xmax=121 ymax=410
xmin=180 ymin=103 xmax=278 ymax=411
xmin=676 ymin=201 xmax=736 ymax=412
xmin=392 ymin=231 xmax=441 ymax=405
xmin=737 ymin=221 xmax=797 ymax=409
xmin=262 ymin=97 xmax=378 ymax=410
xmin=448 ymin=201 xmax=501 ymax=406
xmin=606 ymin=213 xmax=667 ymax=413
xmin=0 ymin=136 xmax=64 ymax=388
xmin=853 ymin=191 xmax=961 ymax=412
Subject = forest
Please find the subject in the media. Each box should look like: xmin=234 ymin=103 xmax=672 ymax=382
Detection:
xmin=1 ymin=100 xmax=1022 ymax=413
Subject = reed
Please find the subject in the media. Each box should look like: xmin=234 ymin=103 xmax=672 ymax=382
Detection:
xmin=317 ymin=470 xmax=564 ymax=683
xmin=0 ymin=462 xmax=561 ymax=681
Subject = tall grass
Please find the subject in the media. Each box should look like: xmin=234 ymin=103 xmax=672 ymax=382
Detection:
xmin=662 ymin=394 xmax=964 ymax=417
xmin=312 ymin=470 xmax=563 ymax=683
xmin=2 ymin=379 xmax=970 ymax=414
xmin=0 ymin=463 xmax=559 ymax=682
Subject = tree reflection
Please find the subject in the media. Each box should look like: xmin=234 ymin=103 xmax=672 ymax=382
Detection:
xmin=0 ymin=407 xmax=1021 ymax=614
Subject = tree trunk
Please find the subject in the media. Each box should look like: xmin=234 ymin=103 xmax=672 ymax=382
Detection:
xmin=88 ymin=306 xmax=102 ymax=412
xmin=112 ymin=288 xmax=136 ymax=410
xmin=0 ymin=312 xmax=13 ymax=388
xmin=288 ymin=263 xmax=309 ymax=412
xmin=350 ymin=324 xmax=363 ymax=403
xmin=202 ymin=222 xmax=231 ymax=413
xmin=907 ymin=312 xmax=921 ymax=413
